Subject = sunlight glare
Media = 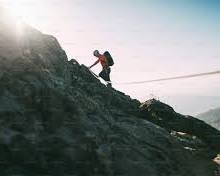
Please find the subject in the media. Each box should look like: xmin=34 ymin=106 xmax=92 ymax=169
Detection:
xmin=1 ymin=0 xmax=40 ymax=25
xmin=0 ymin=0 xmax=44 ymax=39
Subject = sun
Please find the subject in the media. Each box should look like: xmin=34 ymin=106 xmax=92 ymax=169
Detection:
xmin=2 ymin=0 xmax=39 ymax=25
xmin=0 ymin=0 xmax=41 ymax=38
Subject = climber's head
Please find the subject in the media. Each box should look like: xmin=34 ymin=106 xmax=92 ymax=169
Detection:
xmin=93 ymin=50 xmax=100 ymax=57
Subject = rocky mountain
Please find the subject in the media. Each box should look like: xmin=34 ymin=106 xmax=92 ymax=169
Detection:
xmin=197 ymin=108 xmax=220 ymax=130
xmin=0 ymin=12 xmax=220 ymax=176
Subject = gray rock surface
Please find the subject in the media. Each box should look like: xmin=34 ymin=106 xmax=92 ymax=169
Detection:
xmin=0 ymin=12 xmax=219 ymax=176
xmin=139 ymin=99 xmax=220 ymax=151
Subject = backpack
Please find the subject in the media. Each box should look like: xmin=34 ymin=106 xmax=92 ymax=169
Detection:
xmin=104 ymin=51 xmax=114 ymax=66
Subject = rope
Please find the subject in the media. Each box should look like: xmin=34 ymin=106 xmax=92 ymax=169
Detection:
xmin=88 ymin=69 xmax=99 ymax=79
xmin=118 ymin=70 xmax=220 ymax=85
xmin=88 ymin=68 xmax=220 ymax=85
xmin=88 ymin=69 xmax=111 ymax=84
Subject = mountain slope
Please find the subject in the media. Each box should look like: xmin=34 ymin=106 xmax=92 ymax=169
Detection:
xmin=197 ymin=108 xmax=220 ymax=130
xmin=0 ymin=12 xmax=219 ymax=176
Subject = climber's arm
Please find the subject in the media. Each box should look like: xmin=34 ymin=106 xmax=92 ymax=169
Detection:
xmin=89 ymin=59 xmax=99 ymax=69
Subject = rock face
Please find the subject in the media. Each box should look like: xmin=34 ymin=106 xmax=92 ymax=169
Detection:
xmin=139 ymin=99 xmax=220 ymax=173
xmin=197 ymin=108 xmax=220 ymax=130
xmin=0 ymin=13 xmax=219 ymax=176
xmin=139 ymin=99 xmax=220 ymax=151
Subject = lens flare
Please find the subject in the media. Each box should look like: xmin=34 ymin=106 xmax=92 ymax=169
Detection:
xmin=1 ymin=0 xmax=39 ymax=25
xmin=0 ymin=0 xmax=41 ymax=39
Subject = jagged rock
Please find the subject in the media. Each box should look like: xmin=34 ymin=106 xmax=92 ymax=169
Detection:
xmin=140 ymin=99 xmax=220 ymax=154
xmin=0 ymin=12 xmax=219 ymax=176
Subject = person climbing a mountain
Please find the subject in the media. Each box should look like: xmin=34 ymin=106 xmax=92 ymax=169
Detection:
xmin=89 ymin=50 xmax=114 ymax=88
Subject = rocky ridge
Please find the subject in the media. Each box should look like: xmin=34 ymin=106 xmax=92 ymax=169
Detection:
xmin=0 ymin=13 xmax=219 ymax=176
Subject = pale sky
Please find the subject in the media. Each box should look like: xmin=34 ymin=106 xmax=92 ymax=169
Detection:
xmin=1 ymin=0 xmax=220 ymax=115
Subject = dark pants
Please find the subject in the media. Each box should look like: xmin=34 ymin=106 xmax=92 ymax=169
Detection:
xmin=99 ymin=67 xmax=111 ymax=82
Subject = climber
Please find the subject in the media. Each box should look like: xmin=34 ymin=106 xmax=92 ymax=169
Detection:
xmin=89 ymin=50 xmax=113 ymax=87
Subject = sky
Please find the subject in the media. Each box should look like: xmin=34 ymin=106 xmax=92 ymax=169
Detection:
xmin=1 ymin=0 xmax=220 ymax=115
